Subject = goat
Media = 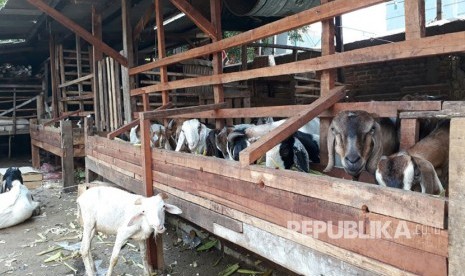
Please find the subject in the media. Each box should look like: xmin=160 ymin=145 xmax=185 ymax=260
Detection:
xmin=77 ymin=186 xmax=182 ymax=276
xmin=324 ymin=111 xmax=398 ymax=180
xmin=376 ymin=121 xmax=449 ymax=194
xmin=0 ymin=179 xmax=40 ymax=229
xmin=266 ymin=131 xmax=320 ymax=172
xmin=1 ymin=167 xmax=23 ymax=193
xmin=174 ymin=119 xmax=222 ymax=157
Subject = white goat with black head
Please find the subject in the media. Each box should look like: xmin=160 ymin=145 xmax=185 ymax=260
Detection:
xmin=324 ymin=111 xmax=398 ymax=180
xmin=376 ymin=120 xmax=449 ymax=194
xmin=1 ymin=167 xmax=23 ymax=193
xmin=175 ymin=119 xmax=222 ymax=157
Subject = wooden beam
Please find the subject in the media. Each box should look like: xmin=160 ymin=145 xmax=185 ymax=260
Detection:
xmin=49 ymin=33 xmax=59 ymax=118
xmin=131 ymin=31 xmax=465 ymax=95
xmin=129 ymin=0 xmax=388 ymax=75
xmin=92 ymin=5 xmax=103 ymax=131
xmin=169 ymin=0 xmax=217 ymax=40
xmin=155 ymin=0 xmax=169 ymax=107
xmin=404 ymin=0 xmax=425 ymax=40
xmin=58 ymin=73 xmax=94 ymax=88
xmin=27 ymin=0 xmax=128 ymax=67
xmin=239 ymin=86 xmax=345 ymax=165
xmin=0 ymin=96 xmax=38 ymax=117
xmin=449 ymin=118 xmax=465 ymax=276
xmin=133 ymin=3 xmax=154 ymax=41
xmin=141 ymin=102 xmax=226 ymax=120
xmin=43 ymin=109 xmax=82 ymax=126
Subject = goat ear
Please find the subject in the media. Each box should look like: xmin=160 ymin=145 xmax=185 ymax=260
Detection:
xmin=175 ymin=131 xmax=186 ymax=151
xmin=323 ymin=124 xmax=336 ymax=172
xmin=165 ymin=204 xmax=182 ymax=214
xmin=127 ymin=212 xmax=144 ymax=226
xmin=366 ymin=122 xmax=384 ymax=174
xmin=411 ymin=156 xmax=444 ymax=195
xmin=159 ymin=192 xmax=169 ymax=200
xmin=134 ymin=197 xmax=143 ymax=205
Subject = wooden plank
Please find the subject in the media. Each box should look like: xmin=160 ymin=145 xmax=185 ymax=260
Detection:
xmin=131 ymin=31 xmax=465 ymax=95
xmin=141 ymin=102 xmax=226 ymax=120
xmin=129 ymin=0 xmax=388 ymax=75
xmin=404 ymin=0 xmax=425 ymax=40
xmin=442 ymin=101 xmax=465 ymax=112
xmin=58 ymin=73 xmax=93 ymax=89
xmin=75 ymin=35 xmax=84 ymax=111
xmin=169 ymin=0 xmax=218 ymax=40
xmin=49 ymin=34 xmax=59 ymax=118
xmin=43 ymin=109 xmax=82 ymax=126
xmin=448 ymin=118 xmax=465 ymax=276
xmin=27 ymin=0 xmax=128 ymax=67
xmin=169 ymin=101 xmax=441 ymax=119
xmin=92 ymin=5 xmax=102 ymax=131
xmin=61 ymin=94 xmax=94 ymax=101
xmin=239 ymin=86 xmax=345 ymax=165
xmin=61 ymin=120 xmax=75 ymax=191
xmin=400 ymin=110 xmax=465 ymax=119
xmin=399 ymin=119 xmax=419 ymax=150
xmin=0 ymin=96 xmax=38 ymax=116
xmin=86 ymin=138 xmax=141 ymax=166
xmin=152 ymin=149 xmax=447 ymax=229
xmin=86 ymin=156 xmax=145 ymax=195
xmin=151 ymin=163 xmax=447 ymax=275
xmin=31 ymin=139 xmax=62 ymax=157
xmin=154 ymin=183 xmax=417 ymax=276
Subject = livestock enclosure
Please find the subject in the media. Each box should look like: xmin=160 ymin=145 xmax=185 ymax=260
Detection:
xmin=1 ymin=0 xmax=462 ymax=274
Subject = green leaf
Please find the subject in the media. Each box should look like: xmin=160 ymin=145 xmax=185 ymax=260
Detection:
xmin=196 ymin=239 xmax=218 ymax=252
xmin=218 ymin=263 xmax=240 ymax=276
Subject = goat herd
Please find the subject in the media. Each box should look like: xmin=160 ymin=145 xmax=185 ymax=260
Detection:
xmin=122 ymin=110 xmax=449 ymax=196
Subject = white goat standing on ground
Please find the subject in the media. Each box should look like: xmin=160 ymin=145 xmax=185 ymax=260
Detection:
xmin=77 ymin=186 xmax=182 ymax=276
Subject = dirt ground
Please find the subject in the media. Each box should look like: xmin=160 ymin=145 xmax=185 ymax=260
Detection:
xmin=0 ymin=154 xmax=286 ymax=276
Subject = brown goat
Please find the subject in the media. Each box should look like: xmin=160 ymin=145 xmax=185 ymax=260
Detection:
xmin=324 ymin=110 xmax=398 ymax=180
xmin=376 ymin=121 xmax=449 ymax=195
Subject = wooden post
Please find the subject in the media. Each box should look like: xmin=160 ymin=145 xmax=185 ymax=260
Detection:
xmin=49 ymin=31 xmax=59 ymax=118
xmin=121 ymin=0 xmax=135 ymax=122
xmin=76 ymin=34 xmax=84 ymax=111
xmin=404 ymin=0 xmax=425 ymax=40
xmin=84 ymin=117 xmax=98 ymax=182
xmin=319 ymin=0 xmax=337 ymax=166
xmin=140 ymin=113 xmax=164 ymax=270
xmin=399 ymin=119 xmax=419 ymax=150
xmin=37 ymin=93 xmax=44 ymax=120
xmin=210 ymin=0 xmax=224 ymax=129
xmin=155 ymin=0 xmax=169 ymax=109
xmin=60 ymin=120 xmax=75 ymax=192
xmin=449 ymin=118 xmax=465 ymax=275
xmin=92 ymin=5 xmax=103 ymax=131
xmin=30 ymin=119 xmax=41 ymax=168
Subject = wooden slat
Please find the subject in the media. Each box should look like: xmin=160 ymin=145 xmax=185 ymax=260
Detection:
xmin=43 ymin=109 xmax=82 ymax=126
xmin=86 ymin=136 xmax=141 ymax=166
xmin=169 ymin=0 xmax=218 ymax=40
xmin=0 ymin=96 xmax=38 ymax=116
xmin=31 ymin=139 xmax=62 ymax=157
xmin=152 ymin=149 xmax=447 ymax=229
xmin=400 ymin=110 xmax=465 ymax=119
xmin=129 ymin=0 xmax=388 ymax=75
xmin=131 ymin=31 xmax=465 ymax=95
xmin=58 ymin=73 xmax=93 ymax=88
xmin=86 ymin=156 xmax=144 ymax=195
xmin=141 ymin=102 xmax=226 ymax=120
xmin=171 ymin=101 xmax=441 ymax=119
xmin=239 ymin=86 xmax=345 ymax=165
xmin=155 ymin=0 xmax=169 ymax=107
xmin=27 ymin=0 xmax=128 ymax=67
xmin=448 ymin=118 xmax=465 ymax=275
xmin=399 ymin=119 xmax=419 ymax=150
xmin=404 ymin=0 xmax=425 ymax=40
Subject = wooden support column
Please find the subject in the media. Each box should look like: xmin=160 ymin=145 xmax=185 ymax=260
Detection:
xmin=30 ymin=119 xmax=40 ymax=168
xmin=37 ymin=93 xmax=44 ymax=120
xmin=60 ymin=120 xmax=75 ymax=192
xmin=84 ymin=117 xmax=98 ymax=182
xmin=122 ymin=0 xmax=135 ymax=122
xmin=210 ymin=0 xmax=224 ymax=129
xmin=404 ymin=0 xmax=425 ymax=40
xmin=92 ymin=6 xmax=103 ymax=131
xmin=399 ymin=119 xmax=419 ymax=150
xmin=319 ymin=0 xmax=337 ymax=166
xmin=155 ymin=0 xmax=169 ymax=110
xmin=49 ymin=32 xmax=59 ymax=118
xmin=449 ymin=118 xmax=465 ymax=276
xmin=140 ymin=113 xmax=164 ymax=270
xmin=75 ymin=35 xmax=84 ymax=111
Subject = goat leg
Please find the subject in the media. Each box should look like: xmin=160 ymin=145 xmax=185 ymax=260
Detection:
xmin=138 ymin=240 xmax=153 ymax=276
xmin=81 ymin=225 xmax=96 ymax=276
xmin=106 ymin=234 xmax=129 ymax=276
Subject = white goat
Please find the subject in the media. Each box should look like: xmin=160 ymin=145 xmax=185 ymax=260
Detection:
xmin=0 ymin=180 xmax=40 ymax=229
xmin=175 ymin=119 xmax=211 ymax=154
xmin=77 ymin=186 xmax=182 ymax=276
